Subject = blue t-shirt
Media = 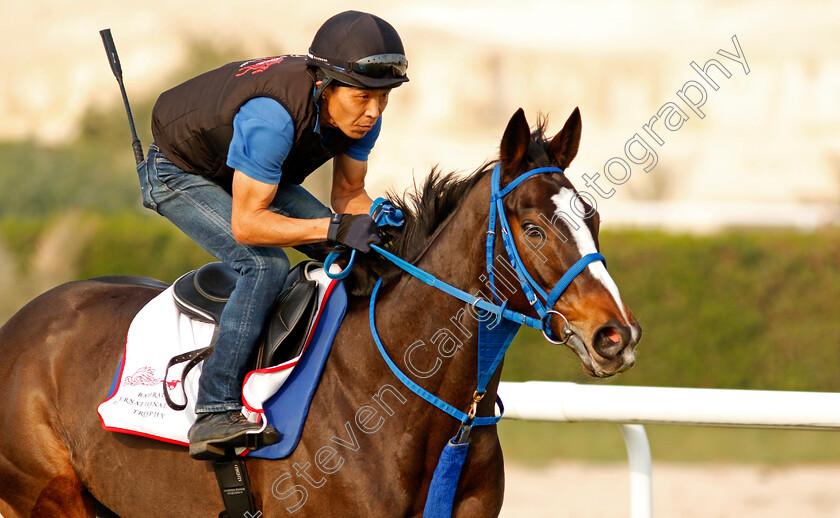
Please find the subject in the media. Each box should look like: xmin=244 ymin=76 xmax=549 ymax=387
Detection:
xmin=226 ymin=97 xmax=381 ymax=184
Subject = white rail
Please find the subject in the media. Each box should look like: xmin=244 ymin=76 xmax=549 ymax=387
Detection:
xmin=497 ymin=381 xmax=840 ymax=429
xmin=496 ymin=381 xmax=840 ymax=518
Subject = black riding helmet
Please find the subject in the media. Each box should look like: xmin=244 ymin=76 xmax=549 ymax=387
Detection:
xmin=307 ymin=10 xmax=409 ymax=96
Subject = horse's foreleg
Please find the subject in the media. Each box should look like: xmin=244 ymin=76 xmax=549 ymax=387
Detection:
xmin=0 ymin=497 xmax=22 ymax=518
xmin=0 ymin=466 xmax=95 ymax=518
xmin=29 ymin=471 xmax=96 ymax=518
xmin=0 ymin=413 xmax=96 ymax=518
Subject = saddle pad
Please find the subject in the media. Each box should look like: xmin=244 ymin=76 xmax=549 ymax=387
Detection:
xmin=97 ymin=267 xmax=347 ymax=459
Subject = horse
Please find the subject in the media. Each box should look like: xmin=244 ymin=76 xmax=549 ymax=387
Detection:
xmin=0 ymin=107 xmax=641 ymax=517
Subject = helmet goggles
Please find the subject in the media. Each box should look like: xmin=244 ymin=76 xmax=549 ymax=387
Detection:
xmin=308 ymin=51 xmax=408 ymax=87
xmin=350 ymin=54 xmax=408 ymax=79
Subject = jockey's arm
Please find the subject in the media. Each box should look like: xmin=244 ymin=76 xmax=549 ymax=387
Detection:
xmin=331 ymin=153 xmax=374 ymax=215
xmin=230 ymin=170 xmax=330 ymax=247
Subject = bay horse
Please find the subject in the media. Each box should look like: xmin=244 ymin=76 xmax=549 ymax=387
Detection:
xmin=0 ymin=108 xmax=640 ymax=517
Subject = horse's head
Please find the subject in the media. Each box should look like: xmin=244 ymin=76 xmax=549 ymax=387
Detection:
xmin=495 ymin=108 xmax=641 ymax=377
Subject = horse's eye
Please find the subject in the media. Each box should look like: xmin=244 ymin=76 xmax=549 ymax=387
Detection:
xmin=522 ymin=222 xmax=542 ymax=239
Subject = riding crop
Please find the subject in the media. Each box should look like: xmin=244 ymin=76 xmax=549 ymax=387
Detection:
xmin=99 ymin=28 xmax=144 ymax=166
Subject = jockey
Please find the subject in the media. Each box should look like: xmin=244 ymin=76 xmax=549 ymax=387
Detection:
xmin=138 ymin=10 xmax=409 ymax=459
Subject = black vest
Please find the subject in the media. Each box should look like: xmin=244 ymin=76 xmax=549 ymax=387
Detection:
xmin=151 ymin=55 xmax=358 ymax=189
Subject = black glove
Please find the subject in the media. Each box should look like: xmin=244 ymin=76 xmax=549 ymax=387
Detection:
xmin=327 ymin=213 xmax=381 ymax=253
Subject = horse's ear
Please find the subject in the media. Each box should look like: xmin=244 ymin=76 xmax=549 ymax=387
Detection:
xmin=500 ymin=108 xmax=531 ymax=175
xmin=549 ymin=107 xmax=582 ymax=170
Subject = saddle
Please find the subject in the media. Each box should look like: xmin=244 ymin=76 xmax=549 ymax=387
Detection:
xmin=163 ymin=260 xmax=320 ymax=410
xmin=147 ymin=261 xmax=324 ymax=518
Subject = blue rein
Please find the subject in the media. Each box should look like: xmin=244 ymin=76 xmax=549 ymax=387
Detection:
xmin=325 ymin=167 xmax=606 ymax=517
xmin=368 ymin=278 xmax=504 ymax=427
xmin=326 ymin=165 xmax=605 ymax=425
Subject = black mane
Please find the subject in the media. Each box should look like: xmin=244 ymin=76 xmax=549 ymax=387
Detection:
xmin=337 ymin=120 xmax=553 ymax=296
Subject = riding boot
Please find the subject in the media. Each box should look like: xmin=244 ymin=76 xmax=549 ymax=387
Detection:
xmin=188 ymin=410 xmax=280 ymax=460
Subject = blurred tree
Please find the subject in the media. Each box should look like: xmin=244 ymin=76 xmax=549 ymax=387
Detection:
xmin=0 ymin=38 xmax=260 ymax=219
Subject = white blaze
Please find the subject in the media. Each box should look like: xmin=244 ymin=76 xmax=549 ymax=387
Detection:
xmin=551 ymin=188 xmax=632 ymax=327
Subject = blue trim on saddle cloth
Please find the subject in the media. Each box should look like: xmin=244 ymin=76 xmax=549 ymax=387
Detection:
xmin=101 ymin=279 xmax=348 ymax=458
xmin=247 ymin=280 xmax=348 ymax=459
xmin=106 ymin=356 xmax=123 ymax=399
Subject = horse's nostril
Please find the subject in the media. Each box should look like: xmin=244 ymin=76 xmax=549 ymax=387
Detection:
xmin=603 ymin=328 xmax=621 ymax=344
xmin=593 ymin=324 xmax=628 ymax=358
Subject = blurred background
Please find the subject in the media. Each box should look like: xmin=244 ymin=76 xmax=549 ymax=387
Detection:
xmin=1 ymin=0 xmax=839 ymax=513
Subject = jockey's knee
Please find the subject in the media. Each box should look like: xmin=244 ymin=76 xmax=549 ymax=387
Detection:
xmin=232 ymin=248 xmax=290 ymax=286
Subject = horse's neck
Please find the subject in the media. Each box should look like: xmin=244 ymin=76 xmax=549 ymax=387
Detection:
xmin=362 ymin=175 xmax=494 ymax=422
xmin=284 ymin=177 xmax=503 ymax=510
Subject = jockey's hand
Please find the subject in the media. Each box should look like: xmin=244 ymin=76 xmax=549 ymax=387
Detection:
xmin=328 ymin=213 xmax=381 ymax=253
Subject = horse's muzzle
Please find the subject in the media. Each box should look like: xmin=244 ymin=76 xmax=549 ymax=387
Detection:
xmin=568 ymin=319 xmax=641 ymax=377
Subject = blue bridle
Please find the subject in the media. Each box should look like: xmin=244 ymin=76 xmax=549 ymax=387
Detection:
xmin=325 ymin=165 xmax=607 ymax=518
xmin=325 ymin=164 xmax=605 ymax=426
xmin=486 ymin=163 xmax=606 ymax=344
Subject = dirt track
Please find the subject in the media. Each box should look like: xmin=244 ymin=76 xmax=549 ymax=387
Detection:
xmin=501 ymin=461 xmax=840 ymax=517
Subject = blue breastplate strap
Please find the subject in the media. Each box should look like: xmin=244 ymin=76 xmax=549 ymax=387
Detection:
xmin=369 ymin=244 xmax=602 ymax=425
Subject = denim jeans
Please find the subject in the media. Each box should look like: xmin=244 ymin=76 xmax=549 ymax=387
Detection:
xmin=138 ymin=143 xmax=332 ymax=413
